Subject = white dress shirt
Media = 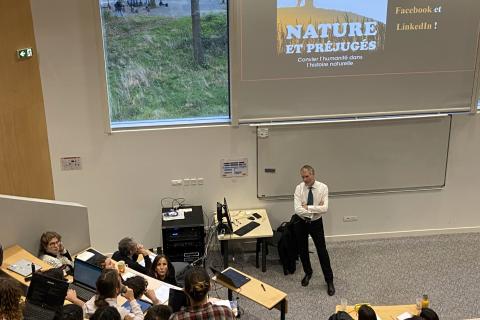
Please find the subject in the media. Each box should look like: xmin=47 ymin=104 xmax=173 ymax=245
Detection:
xmin=294 ymin=180 xmax=329 ymax=221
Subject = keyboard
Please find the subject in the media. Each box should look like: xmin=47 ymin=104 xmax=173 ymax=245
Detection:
xmin=234 ymin=221 xmax=260 ymax=236
xmin=24 ymin=303 xmax=56 ymax=320
xmin=69 ymin=283 xmax=96 ymax=301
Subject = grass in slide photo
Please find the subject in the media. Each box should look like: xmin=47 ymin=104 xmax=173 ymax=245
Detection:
xmin=101 ymin=1 xmax=228 ymax=123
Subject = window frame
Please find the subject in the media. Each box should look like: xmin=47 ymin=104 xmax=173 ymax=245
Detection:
xmin=94 ymin=0 xmax=232 ymax=132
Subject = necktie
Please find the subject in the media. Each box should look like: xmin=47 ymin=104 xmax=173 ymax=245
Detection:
xmin=307 ymin=187 xmax=313 ymax=206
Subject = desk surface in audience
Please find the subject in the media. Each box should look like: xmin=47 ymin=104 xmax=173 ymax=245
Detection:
xmin=217 ymin=209 xmax=273 ymax=240
xmin=213 ymin=267 xmax=287 ymax=310
xmin=335 ymin=304 xmax=417 ymax=320
xmin=1 ymin=245 xmax=52 ymax=286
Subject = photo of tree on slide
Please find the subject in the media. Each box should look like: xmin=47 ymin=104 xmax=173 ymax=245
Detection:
xmin=277 ymin=0 xmax=388 ymax=55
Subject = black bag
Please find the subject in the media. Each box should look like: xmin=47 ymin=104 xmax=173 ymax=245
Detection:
xmin=277 ymin=215 xmax=300 ymax=275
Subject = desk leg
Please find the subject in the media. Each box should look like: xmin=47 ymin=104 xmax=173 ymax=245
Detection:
xmin=280 ymin=299 xmax=286 ymax=320
xmin=228 ymin=288 xmax=232 ymax=301
xmin=255 ymin=239 xmax=260 ymax=268
xmin=262 ymin=239 xmax=267 ymax=272
xmin=222 ymin=240 xmax=229 ymax=269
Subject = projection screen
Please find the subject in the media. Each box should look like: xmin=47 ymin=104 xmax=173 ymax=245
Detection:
xmin=230 ymin=0 xmax=480 ymax=123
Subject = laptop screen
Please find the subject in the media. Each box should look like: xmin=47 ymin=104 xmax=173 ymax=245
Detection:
xmin=168 ymin=288 xmax=188 ymax=313
xmin=27 ymin=273 xmax=68 ymax=308
xmin=74 ymin=258 xmax=102 ymax=289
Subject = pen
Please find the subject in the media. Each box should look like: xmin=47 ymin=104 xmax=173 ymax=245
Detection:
xmin=261 ymin=283 xmax=266 ymax=291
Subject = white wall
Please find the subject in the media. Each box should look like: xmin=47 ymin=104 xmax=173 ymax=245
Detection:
xmin=30 ymin=0 xmax=480 ymax=252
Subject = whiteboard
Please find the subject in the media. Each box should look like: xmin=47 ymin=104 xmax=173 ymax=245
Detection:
xmin=257 ymin=116 xmax=451 ymax=198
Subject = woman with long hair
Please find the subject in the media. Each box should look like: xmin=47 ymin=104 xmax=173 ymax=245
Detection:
xmin=149 ymin=254 xmax=177 ymax=286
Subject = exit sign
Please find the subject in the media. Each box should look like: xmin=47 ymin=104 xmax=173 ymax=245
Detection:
xmin=17 ymin=48 xmax=33 ymax=60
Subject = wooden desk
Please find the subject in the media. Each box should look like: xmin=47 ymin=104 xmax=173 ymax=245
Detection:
xmin=1 ymin=245 xmax=52 ymax=287
xmin=217 ymin=209 xmax=273 ymax=272
xmin=213 ymin=267 xmax=287 ymax=320
xmin=335 ymin=304 xmax=417 ymax=320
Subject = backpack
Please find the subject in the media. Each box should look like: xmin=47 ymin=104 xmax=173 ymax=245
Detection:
xmin=277 ymin=215 xmax=300 ymax=275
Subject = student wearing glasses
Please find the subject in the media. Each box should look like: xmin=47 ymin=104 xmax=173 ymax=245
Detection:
xmin=39 ymin=231 xmax=74 ymax=274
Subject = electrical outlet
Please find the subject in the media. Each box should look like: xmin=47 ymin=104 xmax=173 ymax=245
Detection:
xmin=197 ymin=178 xmax=204 ymax=185
xmin=171 ymin=179 xmax=182 ymax=186
xmin=343 ymin=216 xmax=358 ymax=222
xmin=61 ymin=157 xmax=82 ymax=171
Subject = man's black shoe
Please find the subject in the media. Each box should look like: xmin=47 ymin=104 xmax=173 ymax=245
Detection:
xmin=301 ymin=273 xmax=312 ymax=286
xmin=327 ymin=281 xmax=335 ymax=296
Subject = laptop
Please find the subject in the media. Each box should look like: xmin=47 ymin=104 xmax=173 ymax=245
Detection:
xmin=69 ymin=258 xmax=102 ymax=301
xmin=168 ymin=288 xmax=189 ymax=312
xmin=210 ymin=267 xmax=250 ymax=289
xmin=23 ymin=273 xmax=69 ymax=320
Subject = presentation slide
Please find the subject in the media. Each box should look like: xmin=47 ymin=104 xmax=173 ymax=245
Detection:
xmin=232 ymin=0 xmax=480 ymax=122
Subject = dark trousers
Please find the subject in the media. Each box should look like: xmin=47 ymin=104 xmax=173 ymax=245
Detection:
xmin=293 ymin=215 xmax=333 ymax=282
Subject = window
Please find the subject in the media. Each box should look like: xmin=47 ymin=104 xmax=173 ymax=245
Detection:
xmin=99 ymin=0 xmax=229 ymax=128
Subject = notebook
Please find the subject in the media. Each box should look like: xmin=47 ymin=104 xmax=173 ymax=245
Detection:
xmin=23 ymin=273 xmax=68 ymax=320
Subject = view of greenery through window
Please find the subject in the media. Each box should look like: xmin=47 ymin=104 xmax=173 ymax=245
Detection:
xmin=100 ymin=0 xmax=229 ymax=125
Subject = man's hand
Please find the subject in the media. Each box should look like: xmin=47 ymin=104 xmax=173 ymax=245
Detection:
xmin=123 ymin=286 xmax=135 ymax=301
xmin=302 ymin=204 xmax=308 ymax=210
xmin=137 ymin=243 xmax=148 ymax=256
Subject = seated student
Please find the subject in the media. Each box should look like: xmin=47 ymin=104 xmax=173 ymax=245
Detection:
xmin=169 ymin=267 xmax=235 ymax=320
xmin=95 ymin=256 xmax=116 ymax=270
xmin=149 ymin=255 xmax=177 ymax=286
xmin=123 ymin=276 xmax=160 ymax=305
xmin=144 ymin=305 xmax=172 ymax=320
xmin=112 ymin=237 xmax=152 ymax=275
xmin=0 ymin=278 xmax=23 ymax=320
xmin=358 ymin=305 xmax=377 ymax=320
xmin=66 ymin=268 xmax=144 ymax=320
xmin=420 ymin=308 xmax=439 ymax=320
xmin=90 ymin=306 xmax=121 ymax=320
xmin=39 ymin=231 xmax=74 ymax=274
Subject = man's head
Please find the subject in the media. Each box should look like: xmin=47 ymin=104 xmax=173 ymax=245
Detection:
xmin=300 ymin=165 xmax=315 ymax=187
xmin=118 ymin=237 xmax=137 ymax=257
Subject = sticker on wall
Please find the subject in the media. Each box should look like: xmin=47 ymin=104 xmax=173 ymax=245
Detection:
xmin=221 ymin=158 xmax=248 ymax=177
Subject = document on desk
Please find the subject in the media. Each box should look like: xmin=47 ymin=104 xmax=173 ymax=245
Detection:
xmin=75 ymin=251 xmax=95 ymax=262
xmin=154 ymin=284 xmax=172 ymax=304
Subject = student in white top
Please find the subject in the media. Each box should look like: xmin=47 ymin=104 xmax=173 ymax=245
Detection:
xmin=39 ymin=231 xmax=74 ymax=274
xmin=66 ymin=268 xmax=144 ymax=320
xmin=293 ymin=164 xmax=335 ymax=295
